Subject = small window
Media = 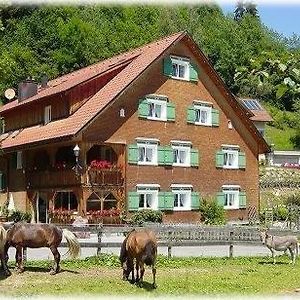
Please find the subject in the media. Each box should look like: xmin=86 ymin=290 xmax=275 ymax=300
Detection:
xmin=172 ymin=144 xmax=191 ymax=167
xmin=137 ymin=185 xmax=159 ymax=210
xmin=44 ymin=105 xmax=51 ymax=124
xmin=16 ymin=151 xmax=22 ymax=170
xmin=223 ymin=148 xmax=239 ymax=169
xmin=217 ymin=185 xmax=245 ymax=210
xmin=148 ymin=98 xmax=167 ymax=121
xmin=172 ymin=187 xmax=191 ymax=211
xmin=137 ymin=139 xmax=158 ymax=166
xmin=170 ymin=56 xmax=190 ymax=80
xmin=194 ymin=105 xmax=212 ymax=126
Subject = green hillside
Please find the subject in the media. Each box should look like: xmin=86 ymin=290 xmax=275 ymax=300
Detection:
xmin=0 ymin=4 xmax=299 ymax=149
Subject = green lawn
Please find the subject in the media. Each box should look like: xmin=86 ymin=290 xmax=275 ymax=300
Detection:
xmin=1 ymin=254 xmax=300 ymax=297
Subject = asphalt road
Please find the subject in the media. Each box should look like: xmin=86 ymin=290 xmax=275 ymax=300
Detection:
xmin=7 ymin=233 xmax=272 ymax=262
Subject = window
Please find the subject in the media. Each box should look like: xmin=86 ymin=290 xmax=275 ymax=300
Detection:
xmin=171 ymin=56 xmax=190 ymax=80
xmin=172 ymin=186 xmax=192 ymax=211
xmin=223 ymin=148 xmax=239 ymax=169
xmin=171 ymin=141 xmax=191 ymax=167
xmin=16 ymin=151 xmax=22 ymax=170
xmin=163 ymin=55 xmax=198 ymax=82
xmin=217 ymin=185 xmax=246 ymax=210
xmin=148 ymin=99 xmax=167 ymax=121
xmin=137 ymin=141 xmax=158 ymax=165
xmin=138 ymin=95 xmax=175 ymax=122
xmin=195 ymin=104 xmax=212 ymax=126
xmin=137 ymin=185 xmax=159 ymax=210
xmin=44 ymin=105 xmax=51 ymax=124
xmin=216 ymin=145 xmax=246 ymax=169
xmin=187 ymin=101 xmax=219 ymax=127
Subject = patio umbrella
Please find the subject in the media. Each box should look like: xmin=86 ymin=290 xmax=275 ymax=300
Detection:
xmin=7 ymin=193 xmax=15 ymax=212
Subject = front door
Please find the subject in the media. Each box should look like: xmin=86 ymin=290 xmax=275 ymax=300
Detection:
xmin=35 ymin=192 xmax=48 ymax=223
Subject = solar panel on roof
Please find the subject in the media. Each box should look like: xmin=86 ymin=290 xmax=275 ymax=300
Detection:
xmin=241 ymin=99 xmax=262 ymax=111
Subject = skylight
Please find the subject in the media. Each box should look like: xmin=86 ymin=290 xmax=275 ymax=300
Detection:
xmin=241 ymin=99 xmax=262 ymax=110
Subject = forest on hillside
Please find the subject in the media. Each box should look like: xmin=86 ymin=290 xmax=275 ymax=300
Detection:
xmin=0 ymin=4 xmax=299 ymax=149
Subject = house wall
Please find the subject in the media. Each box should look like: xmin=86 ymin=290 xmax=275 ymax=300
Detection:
xmin=83 ymin=41 xmax=259 ymax=223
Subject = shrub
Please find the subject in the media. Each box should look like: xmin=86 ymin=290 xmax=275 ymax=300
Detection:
xmin=7 ymin=210 xmax=32 ymax=223
xmin=130 ymin=209 xmax=163 ymax=226
xmin=273 ymin=205 xmax=288 ymax=221
xmin=199 ymin=197 xmax=225 ymax=225
xmin=285 ymin=193 xmax=300 ymax=207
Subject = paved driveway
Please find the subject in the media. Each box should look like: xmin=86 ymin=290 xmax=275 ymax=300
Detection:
xmin=7 ymin=233 xmax=271 ymax=261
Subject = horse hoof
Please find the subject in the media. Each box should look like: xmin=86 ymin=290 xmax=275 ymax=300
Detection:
xmin=5 ymin=270 xmax=11 ymax=277
xmin=17 ymin=268 xmax=24 ymax=274
xmin=153 ymin=283 xmax=157 ymax=289
xmin=50 ymin=270 xmax=57 ymax=275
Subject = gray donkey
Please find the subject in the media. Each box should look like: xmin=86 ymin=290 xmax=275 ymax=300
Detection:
xmin=259 ymin=230 xmax=299 ymax=265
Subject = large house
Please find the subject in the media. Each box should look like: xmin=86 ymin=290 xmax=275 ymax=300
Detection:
xmin=0 ymin=32 xmax=269 ymax=224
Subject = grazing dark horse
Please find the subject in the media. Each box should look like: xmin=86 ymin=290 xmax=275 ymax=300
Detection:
xmin=0 ymin=222 xmax=80 ymax=276
xmin=259 ymin=229 xmax=299 ymax=265
xmin=120 ymin=229 xmax=157 ymax=288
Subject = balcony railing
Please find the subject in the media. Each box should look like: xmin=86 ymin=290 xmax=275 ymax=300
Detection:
xmin=27 ymin=166 xmax=124 ymax=189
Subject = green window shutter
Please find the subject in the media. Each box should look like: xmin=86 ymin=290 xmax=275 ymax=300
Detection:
xmin=212 ymin=108 xmax=219 ymax=127
xmin=239 ymin=191 xmax=247 ymax=208
xmin=158 ymin=192 xmax=165 ymax=210
xmin=138 ymin=99 xmax=149 ymax=118
xmin=164 ymin=192 xmax=174 ymax=210
xmin=128 ymin=144 xmax=138 ymax=164
xmin=128 ymin=192 xmax=139 ymax=211
xmin=163 ymin=57 xmax=173 ymax=77
xmin=158 ymin=146 xmax=166 ymax=165
xmin=216 ymin=192 xmax=225 ymax=206
xmin=164 ymin=147 xmax=174 ymax=165
xmin=167 ymin=102 xmax=175 ymax=122
xmin=238 ymin=152 xmax=246 ymax=169
xmin=190 ymin=148 xmax=199 ymax=167
xmin=216 ymin=151 xmax=224 ymax=168
xmin=187 ymin=106 xmax=196 ymax=124
xmin=191 ymin=192 xmax=200 ymax=210
xmin=189 ymin=62 xmax=199 ymax=82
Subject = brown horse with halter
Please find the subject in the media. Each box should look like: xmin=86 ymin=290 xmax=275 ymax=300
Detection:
xmin=120 ymin=228 xmax=157 ymax=288
xmin=0 ymin=222 xmax=80 ymax=276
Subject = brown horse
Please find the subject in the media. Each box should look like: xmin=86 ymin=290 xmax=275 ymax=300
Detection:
xmin=0 ymin=222 xmax=80 ymax=276
xmin=120 ymin=229 xmax=157 ymax=288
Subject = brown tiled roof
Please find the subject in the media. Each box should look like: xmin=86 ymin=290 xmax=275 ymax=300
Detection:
xmin=0 ymin=32 xmax=185 ymax=150
xmin=250 ymin=110 xmax=273 ymax=122
xmin=0 ymin=31 xmax=270 ymax=154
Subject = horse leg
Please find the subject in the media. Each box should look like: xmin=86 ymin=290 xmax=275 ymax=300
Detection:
xmin=15 ymin=246 xmax=24 ymax=273
xmin=139 ymin=261 xmax=145 ymax=287
xmin=270 ymin=249 xmax=276 ymax=264
xmin=49 ymin=246 xmax=60 ymax=275
xmin=288 ymin=247 xmax=295 ymax=265
xmin=135 ymin=259 xmax=140 ymax=286
xmin=1 ymin=243 xmax=11 ymax=276
xmin=152 ymin=263 xmax=157 ymax=289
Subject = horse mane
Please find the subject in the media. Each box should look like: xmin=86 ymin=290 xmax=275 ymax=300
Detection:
xmin=119 ymin=229 xmax=136 ymax=263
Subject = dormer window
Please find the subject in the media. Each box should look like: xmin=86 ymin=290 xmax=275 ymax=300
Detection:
xmin=170 ymin=56 xmax=190 ymax=80
xmin=44 ymin=105 xmax=51 ymax=124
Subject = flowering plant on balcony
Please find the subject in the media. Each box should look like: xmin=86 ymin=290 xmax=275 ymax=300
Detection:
xmin=87 ymin=208 xmax=121 ymax=218
xmin=282 ymin=163 xmax=300 ymax=169
xmin=89 ymin=160 xmax=113 ymax=169
xmin=48 ymin=208 xmax=77 ymax=217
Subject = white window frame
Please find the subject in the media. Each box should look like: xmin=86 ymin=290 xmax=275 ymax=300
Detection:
xmin=44 ymin=105 xmax=52 ymax=124
xmin=170 ymin=56 xmax=190 ymax=81
xmin=222 ymin=146 xmax=239 ymax=169
xmin=137 ymin=184 xmax=159 ymax=210
xmin=171 ymin=141 xmax=191 ymax=167
xmin=171 ymin=185 xmax=192 ymax=211
xmin=146 ymin=97 xmax=167 ymax=121
xmin=16 ymin=151 xmax=22 ymax=170
xmin=136 ymin=138 xmax=158 ymax=166
xmin=194 ymin=104 xmax=212 ymax=126
xmin=222 ymin=185 xmax=240 ymax=210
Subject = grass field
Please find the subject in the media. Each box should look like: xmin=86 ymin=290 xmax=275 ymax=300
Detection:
xmin=1 ymin=254 xmax=300 ymax=297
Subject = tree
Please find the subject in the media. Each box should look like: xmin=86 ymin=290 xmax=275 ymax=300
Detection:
xmin=234 ymin=1 xmax=245 ymax=21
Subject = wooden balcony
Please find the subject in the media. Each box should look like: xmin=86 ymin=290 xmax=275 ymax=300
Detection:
xmin=27 ymin=167 xmax=124 ymax=189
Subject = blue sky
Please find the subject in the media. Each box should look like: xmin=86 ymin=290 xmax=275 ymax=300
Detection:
xmin=221 ymin=3 xmax=300 ymax=38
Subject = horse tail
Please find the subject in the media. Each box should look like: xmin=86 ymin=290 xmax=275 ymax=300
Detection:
xmin=62 ymin=229 xmax=80 ymax=259
xmin=0 ymin=225 xmax=7 ymax=252
xmin=143 ymin=240 xmax=156 ymax=266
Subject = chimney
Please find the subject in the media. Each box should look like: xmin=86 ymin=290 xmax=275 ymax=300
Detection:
xmin=41 ymin=74 xmax=48 ymax=88
xmin=18 ymin=79 xmax=38 ymax=102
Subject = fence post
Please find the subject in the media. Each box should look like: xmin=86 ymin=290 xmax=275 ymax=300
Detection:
xmin=97 ymin=224 xmax=103 ymax=256
xmin=23 ymin=247 xmax=27 ymax=263
xmin=167 ymin=230 xmax=172 ymax=258
xmin=229 ymin=231 xmax=233 ymax=258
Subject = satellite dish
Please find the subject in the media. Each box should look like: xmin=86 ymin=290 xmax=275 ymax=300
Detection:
xmin=4 ymin=88 xmax=16 ymax=100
